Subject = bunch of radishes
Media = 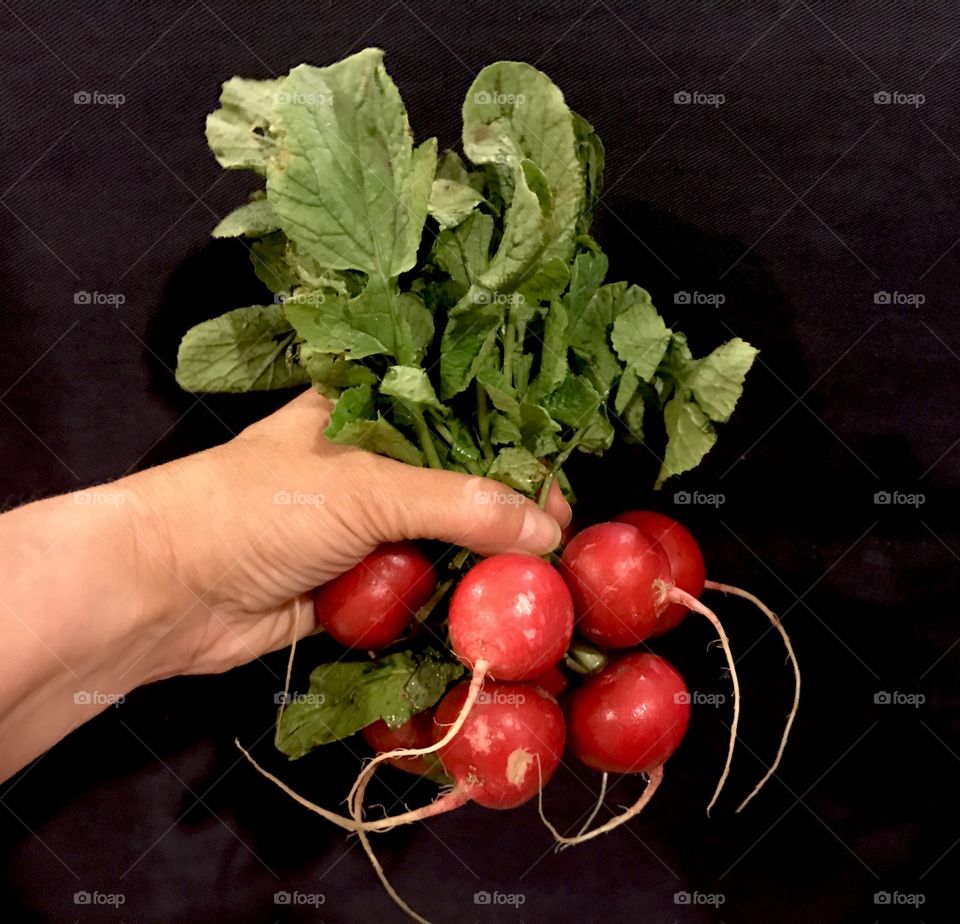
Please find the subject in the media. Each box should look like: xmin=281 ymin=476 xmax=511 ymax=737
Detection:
xmin=241 ymin=511 xmax=799 ymax=922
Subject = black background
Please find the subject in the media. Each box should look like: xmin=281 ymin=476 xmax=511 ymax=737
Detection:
xmin=1 ymin=2 xmax=957 ymax=922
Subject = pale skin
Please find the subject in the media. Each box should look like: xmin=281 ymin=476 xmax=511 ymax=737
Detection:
xmin=0 ymin=389 xmax=570 ymax=782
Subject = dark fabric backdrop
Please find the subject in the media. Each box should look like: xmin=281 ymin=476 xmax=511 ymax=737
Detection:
xmin=1 ymin=2 xmax=957 ymax=922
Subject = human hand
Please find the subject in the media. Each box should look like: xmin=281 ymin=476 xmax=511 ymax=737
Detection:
xmin=126 ymin=388 xmax=571 ymax=681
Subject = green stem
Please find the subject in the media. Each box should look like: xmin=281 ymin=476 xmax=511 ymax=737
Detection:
xmin=476 ymin=380 xmax=494 ymax=462
xmin=414 ymin=579 xmax=454 ymax=623
xmin=538 ymin=424 xmax=589 ymax=509
xmin=411 ymin=406 xmax=443 ymax=470
xmin=450 ymin=547 xmax=473 ymax=570
xmin=430 ymin=415 xmax=484 ymax=475
xmin=502 ymin=307 xmax=516 ymax=387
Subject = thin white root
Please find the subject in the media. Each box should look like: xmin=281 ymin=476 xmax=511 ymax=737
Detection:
xmin=235 ymin=739 xmax=362 ymax=832
xmin=556 ymin=772 xmax=609 ymax=853
xmin=668 ymin=586 xmax=740 ymax=815
xmin=704 ymin=580 xmax=801 ymax=812
xmin=347 ymin=662 xmax=487 ymax=812
xmin=277 ymin=596 xmax=306 ymax=727
xmin=355 ymin=812 xmax=436 ymax=924
xmin=540 ymin=764 xmax=664 ymax=846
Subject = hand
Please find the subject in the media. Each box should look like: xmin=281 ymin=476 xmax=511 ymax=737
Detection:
xmin=127 ymin=389 xmax=571 ymax=680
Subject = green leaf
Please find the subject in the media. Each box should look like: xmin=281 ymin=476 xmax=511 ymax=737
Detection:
xmin=326 ymin=384 xmax=424 ymax=465
xmin=266 ymin=50 xmax=436 ymax=278
xmin=622 ymin=392 xmax=646 ymax=444
xmin=610 ymin=287 xmax=671 ymax=382
xmin=439 ymin=294 xmax=503 ymax=398
xmin=572 ymin=111 xmax=604 ymax=231
xmin=685 ymin=338 xmax=758 ymax=423
xmin=428 ymin=178 xmax=483 ymax=229
xmin=477 ymin=368 xmax=520 ymax=421
xmin=656 ymin=396 xmax=718 ymax=489
xmin=433 ymin=211 xmax=494 ymax=295
xmin=519 ymin=402 xmax=561 ymax=455
xmin=344 ymin=276 xmax=433 ymax=366
xmin=517 ymin=257 xmax=570 ymax=304
xmin=274 ymin=649 xmax=464 ymax=758
xmin=528 ymin=300 xmax=569 ymax=400
xmin=543 ymin=373 xmax=613 ymax=452
xmin=247 ymin=232 xmax=294 ymax=294
xmin=564 ymin=249 xmax=609 ymax=316
xmin=176 ymin=305 xmax=309 ymax=393
xmin=567 ymin=281 xmax=630 ymax=395
xmin=486 ymin=446 xmax=548 ymax=495
xmin=298 ymin=348 xmax=376 ymax=397
xmin=477 ymin=164 xmax=545 ymax=293
xmin=212 ymin=197 xmax=279 ymax=238
xmin=381 ymin=365 xmax=447 ymax=414
xmin=462 ymin=61 xmax=582 ymax=262
xmin=206 ymin=76 xmax=284 ymax=174
xmin=491 ymin=412 xmax=522 ymax=445
xmin=284 ymin=296 xmax=389 ymax=359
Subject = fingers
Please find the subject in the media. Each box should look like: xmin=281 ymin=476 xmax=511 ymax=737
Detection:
xmin=544 ymin=481 xmax=573 ymax=528
xmin=369 ymin=462 xmax=564 ymax=557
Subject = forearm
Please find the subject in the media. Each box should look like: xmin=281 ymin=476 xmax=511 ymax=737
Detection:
xmin=0 ymin=485 xmax=170 ymax=779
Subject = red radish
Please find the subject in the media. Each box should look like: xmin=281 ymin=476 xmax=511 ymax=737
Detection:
xmin=567 ymin=652 xmax=690 ymax=774
xmin=362 ymin=713 xmax=447 ymax=781
xmin=447 ymin=552 xmax=574 ymax=680
xmin=613 ymin=510 xmax=800 ymax=812
xmin=533 ymin=663 xmax=569 ymax=699
xmin=615 ymin=510 xmax=705 ymax=635
xmin=432 ymin=680 xmax=566 ymax=808
xmin=347 ymin=553 xmax=574 ymax=826
xmin=540 ymin=652 xmax=684 ymax=845
xmin=351 ymin=679 xmax=565 ymax=922
xmin=314 ymin=541 xmax=436 ymax=650
xmin=561 ymin=522 xmax=673 ymax=647
xmin=561 ymin=521 xmax=739 ymax=813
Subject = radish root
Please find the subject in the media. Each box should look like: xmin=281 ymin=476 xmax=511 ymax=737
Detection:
xmin=667 ymin=587 xmax=740 ymax=815
xmin=347 ymin=661 xmax=487 ymax=815
xmin=556 ymin=772 xmax=609 ymax=853
xmin=540 ymin=763 xmax=664 ymax=845
xmin=704 ymin=580 xmax=800 ymax=811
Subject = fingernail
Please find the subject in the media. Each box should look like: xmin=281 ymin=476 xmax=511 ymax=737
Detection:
xmin=518 ymin=506 xmax=562 ymax=552
xmin=559 ymin=498 xmax=573 ymax=528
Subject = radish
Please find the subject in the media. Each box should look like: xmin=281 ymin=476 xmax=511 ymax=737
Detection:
xmin=352 ymin=680 xmax=565 ymax=922
xmin=541 ymin=652 xmax=684 ymax=844
xmin=314 ymin=541 xmax=436 ymax=650
xmin=614 ymin=510 xmax=705 ymax=635
xmin=533 ymin=663 xmax=569 ymax=699
xmin=347 ymin=553 xmax=573 ymax=803
xmin=615 ymin=510 xmax=800 ymax=811
xmin=448 ymin=552 xmax=575 ymax=680
xmin=560 ymin=521 xmax=739 ymax=812
xmin=362 ymin=712 xmax=448 ymax=782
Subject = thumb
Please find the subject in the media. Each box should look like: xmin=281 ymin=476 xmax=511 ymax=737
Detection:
xmin=366 ymin=461 xmax=564 ymax=557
